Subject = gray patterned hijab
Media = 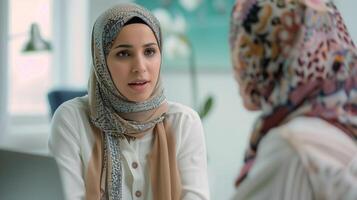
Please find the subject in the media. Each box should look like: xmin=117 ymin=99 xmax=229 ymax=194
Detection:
xmin=89 ymin=3 xmax=164 ymax=130
xmin=87 ymin=3 xmax=181 ymax=200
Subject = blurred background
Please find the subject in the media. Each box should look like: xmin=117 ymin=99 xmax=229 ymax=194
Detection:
xmin=0 ymin=0 xmax=356 ymax=199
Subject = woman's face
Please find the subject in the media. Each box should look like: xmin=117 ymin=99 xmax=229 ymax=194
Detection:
xmin=107 ymin=23 xmax=161 ymax=102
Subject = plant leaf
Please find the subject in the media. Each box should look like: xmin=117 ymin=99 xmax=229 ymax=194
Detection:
xmin=199 ymin=95 xmax=214 ymax=119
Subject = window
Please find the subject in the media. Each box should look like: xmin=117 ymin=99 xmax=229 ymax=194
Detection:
xmin=5 ymin=0 xmax=89 ymax=136
xmin=8 ymin=0 xmax=53 ymax=116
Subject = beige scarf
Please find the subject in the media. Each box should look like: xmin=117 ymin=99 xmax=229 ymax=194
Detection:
xmin=85 ymin=101 xmax=181 ymax=200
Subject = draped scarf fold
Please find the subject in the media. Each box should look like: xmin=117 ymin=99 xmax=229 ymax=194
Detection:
xmin=85 ymin=3 xmax=181 ymax=199
xmin=230 ymin=0 xmax=357 ymax=186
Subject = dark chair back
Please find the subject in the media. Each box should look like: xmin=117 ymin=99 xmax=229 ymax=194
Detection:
xmin=47 ymin=89 xmax=87 ymax=117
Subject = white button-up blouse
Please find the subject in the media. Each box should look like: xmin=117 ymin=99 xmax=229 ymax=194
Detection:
xmin=49 ymin=96 xmax=210 ymax=200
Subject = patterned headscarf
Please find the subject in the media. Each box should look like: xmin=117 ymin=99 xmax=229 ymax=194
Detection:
xmin=230 ymin=0 xmax=357 ymax=186
xmin=88 ymin=3 xmax=181 ymax=199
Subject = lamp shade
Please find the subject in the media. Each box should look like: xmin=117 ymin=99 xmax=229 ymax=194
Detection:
xmin=22 ymin=23 xmax=51 ymax=52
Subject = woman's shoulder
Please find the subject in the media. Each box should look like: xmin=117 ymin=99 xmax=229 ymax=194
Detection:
xmin=261 ymin=116 xmax=357 ymax=168
xmin=269 ymin=116 xmax=356 ymax=147
xmin=165 ymin=101 xmax=205 ymax=153
xmin=260 ymin=118 xmax=357 ymax=199
xmin=166 ymin=101 xmax=200 ymax=122
xmin=52 ymin=95 xmax=90 ymax=122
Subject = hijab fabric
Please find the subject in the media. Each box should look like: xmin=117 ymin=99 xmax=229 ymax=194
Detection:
xmin=87 ymin=3 xmax=181 ymax=199
xmin=230 ymin=0 xmax=357 ymax=186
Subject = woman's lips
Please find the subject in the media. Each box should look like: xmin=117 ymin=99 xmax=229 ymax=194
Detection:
xmin=128 ymin=81 xmax=150 ymax=92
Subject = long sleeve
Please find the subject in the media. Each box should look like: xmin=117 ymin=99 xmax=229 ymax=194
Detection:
xmin=48 ymin=104 xmax=85 ymax=200
xmin=176 ymin=110 xmax=210 ymax=200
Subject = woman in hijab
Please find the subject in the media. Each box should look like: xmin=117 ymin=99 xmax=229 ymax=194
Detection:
xmin=49 ymin=3 xmax=209 ymax=200
xmin=229 ymin=0 xmax=357 ymax=199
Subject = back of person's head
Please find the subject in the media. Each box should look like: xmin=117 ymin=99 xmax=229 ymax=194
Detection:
xmin=229 ymin=0 xmax=357 ymax=111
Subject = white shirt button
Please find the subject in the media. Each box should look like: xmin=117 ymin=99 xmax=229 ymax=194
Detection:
xmin=135 ymin=190 xmax=142 ymax=197
xmin=132 ymin=161 xmax=138 ymax=169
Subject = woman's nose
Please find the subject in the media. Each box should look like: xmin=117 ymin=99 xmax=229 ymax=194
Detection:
xmin=131 ymin=54 xmax=146 ymax=73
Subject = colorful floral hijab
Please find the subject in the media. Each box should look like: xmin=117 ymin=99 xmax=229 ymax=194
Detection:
xmin=87 ymin=3 xmax=181 ymax=199
xmin=230 ymin=0 xmax=357 ymax=186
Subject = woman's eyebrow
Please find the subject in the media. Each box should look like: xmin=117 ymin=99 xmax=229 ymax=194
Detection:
xmin=113 ymin=44 xmax=132 ymax=49
xmin=113 ymin=42 xmax=157 ymax=49
xmin=143 ymin=42 xmax=157 ymax=47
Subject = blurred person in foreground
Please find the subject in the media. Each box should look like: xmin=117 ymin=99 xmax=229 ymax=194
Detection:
xmin=229 ymin=0 xmax=357 ymax=199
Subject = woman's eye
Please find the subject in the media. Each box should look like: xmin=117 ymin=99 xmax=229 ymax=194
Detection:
xmin=144 ymin=48 xmax=156 ymax=57
xmin=116 ymin=50 xmax=130 ymax=58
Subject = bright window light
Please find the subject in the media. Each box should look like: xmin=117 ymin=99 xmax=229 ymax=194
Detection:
xmin=8 ymin=0 xmax=53 ymax=116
